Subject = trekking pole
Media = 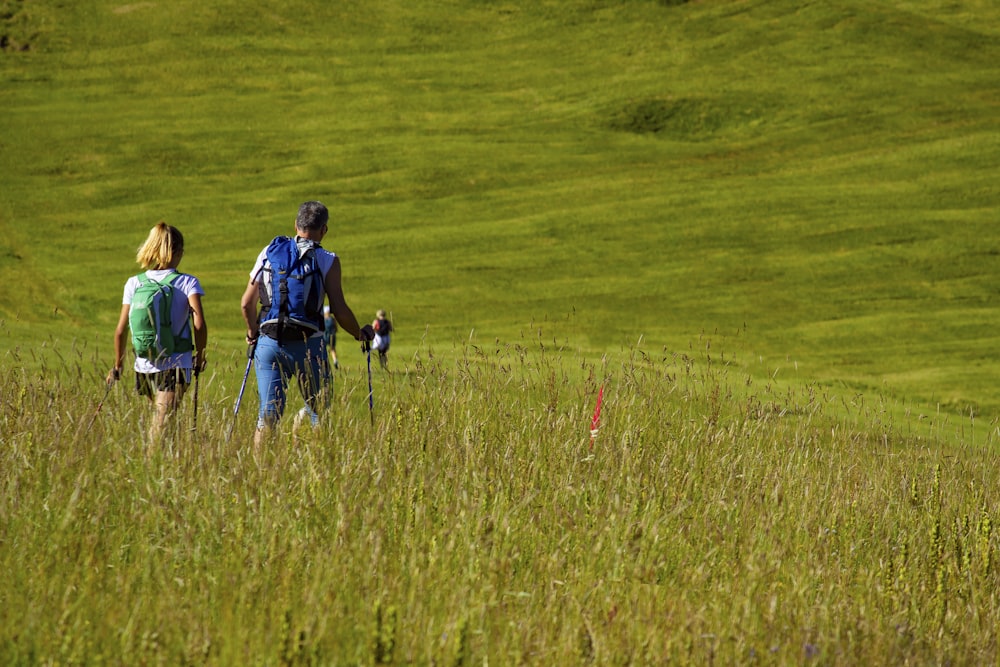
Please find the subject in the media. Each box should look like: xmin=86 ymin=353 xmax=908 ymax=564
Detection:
xmin=364 ymin=338 xmax=374 ymax=426
xmin=191 ymin=368 xmax=200 ymax=432
xmin=190 ymin=311 xmax=200 ymax=433
xmin=227 ymin=341 xmax=256 ymax=440
xmin=85 ymin=374 xmax=117 ymax=433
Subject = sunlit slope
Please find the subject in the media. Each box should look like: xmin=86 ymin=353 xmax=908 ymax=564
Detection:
xmin=1 ymin=0 xmax=998 ymax=412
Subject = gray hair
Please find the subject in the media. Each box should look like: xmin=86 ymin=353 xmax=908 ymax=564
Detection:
xmin=295 ymin=201 xmax=329 ymax=232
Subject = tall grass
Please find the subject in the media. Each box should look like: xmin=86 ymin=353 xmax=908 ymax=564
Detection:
xmin=3 ymin=336 xmax=999 ymax=665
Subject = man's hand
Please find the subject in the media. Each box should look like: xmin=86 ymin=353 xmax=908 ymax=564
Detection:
xmin=106 ymin=367 xmax=121 ymax=386
xmin=359 ymin=324 xmax=374 ymax=352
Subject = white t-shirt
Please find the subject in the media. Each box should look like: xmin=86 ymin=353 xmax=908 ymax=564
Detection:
xmin=249 ymin=238 xmax=336 ymax=339
xmin=122 ymin=269 xmax=204 ymax=373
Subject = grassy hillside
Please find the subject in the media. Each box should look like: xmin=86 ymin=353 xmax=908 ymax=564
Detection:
xmin=4 ymin=3 xmax=1000 ymax=663
xmin=2 ymin=0 xmax=999 ymax=418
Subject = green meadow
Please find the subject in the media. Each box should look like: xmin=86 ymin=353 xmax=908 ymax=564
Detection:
xmin=3 ymin=0 xmax=998 ymax=417
xmin=3 ymin=0 xmax=1000 ymax=663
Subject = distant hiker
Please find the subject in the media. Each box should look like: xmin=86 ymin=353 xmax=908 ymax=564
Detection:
xmin=108 ymin=222 xmax=208 ymax=444
xmin=372 ymin=309 xmax=393 ymax=370
xmin=323 ymin=305 xmax=339 ymax=369
xmin=240 ymin=200 xmax=373 ymax=445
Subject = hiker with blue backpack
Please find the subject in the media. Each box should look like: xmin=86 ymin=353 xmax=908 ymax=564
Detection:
xmin=240 ymin=201 xmax=373 ymax=445
xmin=108 ymin=222 xmax=208 ymax=444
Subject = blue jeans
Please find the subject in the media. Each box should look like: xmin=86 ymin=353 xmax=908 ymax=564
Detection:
xmin=254 ymin=334 xmax=329 ymax=428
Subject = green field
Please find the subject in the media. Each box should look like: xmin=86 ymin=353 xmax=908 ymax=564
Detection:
xmin=3 ymin=0 xmax=1000 ymax=663
xmin=3 ymin=0 xmax=999 ymax=417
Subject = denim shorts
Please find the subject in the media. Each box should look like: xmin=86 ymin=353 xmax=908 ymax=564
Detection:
xmin=254 ymin=334 xmax=329 ymax=427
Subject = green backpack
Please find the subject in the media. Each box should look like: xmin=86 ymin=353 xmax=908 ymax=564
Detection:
xmin=129 ymin=272 xmax=192 ymax=361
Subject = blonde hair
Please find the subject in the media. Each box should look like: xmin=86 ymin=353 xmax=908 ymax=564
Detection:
xmin=136 ymin=222 xmax=184 ymax=270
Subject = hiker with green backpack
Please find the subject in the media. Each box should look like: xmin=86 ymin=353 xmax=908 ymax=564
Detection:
xmin=108 ymin=222 xmax=208 ymax=444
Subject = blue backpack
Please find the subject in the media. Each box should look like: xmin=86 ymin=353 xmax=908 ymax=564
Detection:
xmin=258 ymin=236 xmax=325 ymax=340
